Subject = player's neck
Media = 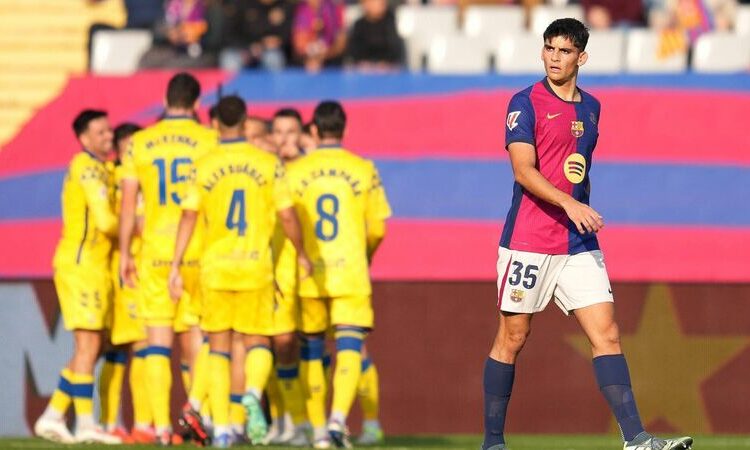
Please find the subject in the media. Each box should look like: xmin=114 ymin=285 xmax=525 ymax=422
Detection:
xmin=219 ymin=128 xmax=244 ymax=142
xmin=318 ymin=138 xmax=341 ymax=147
xmin=546 ymin=76 xmax=579 ymax=102
xmin=164 ymin=107 xmax=194 ymax=118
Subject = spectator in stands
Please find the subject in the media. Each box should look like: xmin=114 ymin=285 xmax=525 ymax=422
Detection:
xmin=139 ymin=0 xmax=221 ymax=69
xmin=582 ymin=0 xmax=645 ymax=29
xmin=344 ymin=0 xmax=404 ymax=71
xmin=292 ymin=0 xmax=347 ymax=72
xmin=220 ymin=0 xmax=296 ymax=71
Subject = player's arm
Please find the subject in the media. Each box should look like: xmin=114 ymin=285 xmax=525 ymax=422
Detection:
xmin=277 ymin=207 xmax=313 ymax=278
xmin=365 ymin=165 xmax=391 ymax=264
xmin=168 ymin=209 xmax=197 ymax=301
xmin=80 ymin=168 xmax=118 ymax=238
xmin=508 ymin=143 xmax=603 ymax=234
xmin=119 ymin=178 xmax=139 ymax=287
xmin=366 ymin=221 xmax=386 ymax=264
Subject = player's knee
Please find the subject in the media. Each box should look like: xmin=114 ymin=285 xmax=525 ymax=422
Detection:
xmin=272 ymin=333 xmax=299 ymax=364
xmin=593 ymin=322 xmax=621 ymax=352
xmin=500 ymin=327 xmax=530 ymax=353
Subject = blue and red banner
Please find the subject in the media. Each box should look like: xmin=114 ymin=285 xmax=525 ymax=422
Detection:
xmin=1 ymin=71 xmax=749 ymax=280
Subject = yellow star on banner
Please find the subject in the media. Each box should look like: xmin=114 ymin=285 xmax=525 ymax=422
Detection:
xmin=566 ymin=284 xmax=748 ymax=433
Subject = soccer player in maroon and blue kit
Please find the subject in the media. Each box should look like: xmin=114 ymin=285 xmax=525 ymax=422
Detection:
xmin=482 ymin=19 xmax=693 ymax=450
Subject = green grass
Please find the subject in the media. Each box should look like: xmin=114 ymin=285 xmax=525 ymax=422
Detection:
xmin=1 ymin=435 xmax=748 ymax=450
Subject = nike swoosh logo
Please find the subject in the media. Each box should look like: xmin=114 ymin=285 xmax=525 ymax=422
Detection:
xmin=547 ymin=113 xmax=562 ymax=119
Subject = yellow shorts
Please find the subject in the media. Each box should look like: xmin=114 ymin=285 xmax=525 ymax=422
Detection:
xmin=271 ymin=290 xmax=299 ymax=336
xmin=300 ymin=295 xmax=373 ymax=334
xmin=110 ymin=281 xmax=147 ymax=345
xmin=139 ymin=258 xmax=201 ymax=332
xmin=54 ymin=267 xmax=111 ymax=331
xmin=201 ymin=285 xmax=275 ymax=336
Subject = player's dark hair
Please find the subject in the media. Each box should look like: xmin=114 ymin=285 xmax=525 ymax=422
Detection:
xmin=114 ymin=123 xmax=141 ymax=147
xmin=273 ymin=108 xmax=303 ymax=126
xmin=166 ymin=72 xmax=201 ymax=108
xmin=543 ymin=18 xmax=589 ymax=52
xmin=208 ymin=104 xmax=218 ymax=120
xmin=72 ymin=109 xmax=107 ymax=137
xmin=312 ymin=101 xmax=346 ymax=139
xmin=216 ymin=95 xmax=247 ymax=128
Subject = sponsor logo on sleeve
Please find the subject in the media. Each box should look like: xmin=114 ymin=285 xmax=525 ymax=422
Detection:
xmin=506 ymin=111 xmax=521 ymax=131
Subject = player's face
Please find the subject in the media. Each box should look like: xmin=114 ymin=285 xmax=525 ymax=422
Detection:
xmin=272 ymin=117 xmax=303 ymax=161
xmin=81 ymin=117 xmax=114 ymax=157
xmin=541 ymin=36 xmax=587 ymax=84
xmin=116 ymin=135 xmax=132 ymax=161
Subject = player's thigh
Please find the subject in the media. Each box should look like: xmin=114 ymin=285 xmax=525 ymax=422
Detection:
xmin=330 ymin=295 xmax=373 ymax=330
xmin=299 ymin=296 xmax=330 ymax=334
xmin=234 ymin=285 xmax=275 ymax=336
xmin=139 ymin=259 xmax=177 ymax=327
xmin=271 ymin=290 xmax=299 ymax=336
xmin=54 ymin=268 xmax=109 ymax=331
xmin=201 ymin=289 xmax=234 ymax=333
xmin=496 ymin=247 xmax=565 ymax=314
xmin=553 ymin=250 xmax=614 ymax=315
xmin=175 ymin=261 xmax=201 ymax=333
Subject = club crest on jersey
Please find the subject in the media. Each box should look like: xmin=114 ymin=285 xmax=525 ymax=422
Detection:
xmin=571 ymin=120 xmax=584 ymax=138
xmin=564 ymin=153 xmax=586 ymax=184
xmin=507 ymin=111 xmax=521 ymax=131
xmin=510 ymin=289 xmax=525 ymax=303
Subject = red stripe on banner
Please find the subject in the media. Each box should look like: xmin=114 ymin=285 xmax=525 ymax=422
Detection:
xmin=0 ymin=220 xmax=60 ymax=277
xmin=371 ymin=220 xmax=750 ymax=282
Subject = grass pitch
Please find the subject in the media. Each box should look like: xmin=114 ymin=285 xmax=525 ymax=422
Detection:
xmin=1 ymin=435 xmax=748 ymax=450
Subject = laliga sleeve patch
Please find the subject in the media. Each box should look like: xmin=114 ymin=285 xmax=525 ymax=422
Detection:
xmin=506 ymin=111 xmax=521 ymax=131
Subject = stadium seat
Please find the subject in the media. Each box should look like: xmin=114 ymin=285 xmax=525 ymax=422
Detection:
xmin=90 ymin=29 xmax=153 ymax=75
xmin=344 ymin=4 xmax=363 ymax=29
xmin=396 ymin=5 xmax=459 ymax=71
xmin=625 ymin=28 xmax=687 ymax=73
xmin=582 ymin=30 xmax=625 ymax=74
xmin=426 ymin=34 xmax=490 ymax=74
xmin=736 ymin=5 xmax=750 ymax=35
xmin=463 ymin=5 xmax=524 ymax=38
xmin=493 ymin=32 xmax=545 ymax=74
xmin=692 ymin=32 xmax=750 ymax=73
xmin=530 ymin=4 xmax=585 ymax=36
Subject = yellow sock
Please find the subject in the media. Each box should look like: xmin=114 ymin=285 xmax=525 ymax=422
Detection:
xmin=99 ymin=351 xmax=127 ymax=429
xmin=331 ymin=329 xmax=365 ymax=422
xmin=146 ymin=346 xmax=172 ymax=430
xmin=188 ymin=341 xmax=211 ymax=409
xmin=47 ymin=368 xmax=73 ymax=417
xmin=69 ymin=371 xmax=95 ymax=418
xmin=181 ymin=361 xmax=191 ymax=393
xmin=229 ymin=393 xmax=246 ymax=431
xmin=208 ymin=351 xmax=231 ymax=428
xmin=300 ymin=338 xmax=327 ymax=428
xmin=277 ymin=365 xmax=307 ymax=425
xmin=266 ymin=370 xmax=284 ymax=424
xmin=244 ymin=345 xmax=273 ymax=398
xmin=130 ymin=349 xmax=152 ymax=428
xmin=358 ymin=358 xmax=380 ymax=421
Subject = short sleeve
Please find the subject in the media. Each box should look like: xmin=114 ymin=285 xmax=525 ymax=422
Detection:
xmin=273 ymin=160 xmax=293 ymax=211
xmin=505 ymin=92 xmax=536 ymax=150
xmin=120 ymin=138 xmax=138 ymax=180
xmin=180 ymin=166 xmax=202 ymax=211
xmin=366 ymin=165 xmax=392 ymax=222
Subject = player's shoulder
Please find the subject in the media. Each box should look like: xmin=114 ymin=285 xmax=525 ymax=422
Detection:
xmin=509 ymin=84 xmax=536 ymax=105
xmin=579 ymin=87 xmax=601 ymax=111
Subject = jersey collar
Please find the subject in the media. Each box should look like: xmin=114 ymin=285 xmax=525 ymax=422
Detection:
xmin=317 ymin=144 xmax=342 ymax=150
xmin=83 ymin=148 xmax=106 ymax=163
xmin=161 ymin=114 xmax=196 ymax=121
xmin=220 ymin=137 xmax=246 ymax=144
xmin=542 ymin=78 xmax=582 ymax=104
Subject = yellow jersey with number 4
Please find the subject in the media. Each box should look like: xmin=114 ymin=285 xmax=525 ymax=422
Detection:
xmin=285 ymin=146 xmax=391 ymax=298
xmin=53 ymin=150 xmax=117 ymax=269
xmin=181 ymin=138 xmax=293 ymax=291
xmin=121 ymin=116 xmax=217 ymax=262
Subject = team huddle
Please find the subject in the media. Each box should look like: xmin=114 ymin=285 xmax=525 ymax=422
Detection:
xmin=34 ymin=73 xmax=390 ymax=448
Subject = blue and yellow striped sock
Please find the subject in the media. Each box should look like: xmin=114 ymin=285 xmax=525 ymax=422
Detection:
xmin=209 ymin=351 xmax=231 ymax=429
xmin=44 ymin=368 xmax=74 ymax=419
xmin=145 ymin=346 xmax=172 ymax=432
xmin=300 ymin=337 xmax=327 ymax=429
xmin=277 ymin=364 xmax=306 ymax=426
xmin=358 ymin=357 xmax=380 ymax=422
xmin=330 ymin=327 xmax=366 ymax=424
xmin=99 ymin=351 xmax=127 ymax=430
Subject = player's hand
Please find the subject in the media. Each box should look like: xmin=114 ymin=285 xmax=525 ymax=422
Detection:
xmin=120 ymin=254 xmax=138 ymax=288
xmin=168 ymin=266 xmax=183 ymax=303
xmin=561 ymin=199 xmax=604 ymax=234
xmin=297 ymin=253 xmax=313 ymax=280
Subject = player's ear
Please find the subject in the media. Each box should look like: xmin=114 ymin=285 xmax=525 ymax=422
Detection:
xmin=578 ymin=51 xmax=588 ymax=67
xmin=310 ymin=124 xmax=320 ymax=141
xmin=193 ymin=99 xmax=201 ymax=112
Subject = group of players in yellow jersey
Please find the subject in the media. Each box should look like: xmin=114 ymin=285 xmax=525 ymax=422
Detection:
xmin=34 ymin=72 xmax=391 ymax=449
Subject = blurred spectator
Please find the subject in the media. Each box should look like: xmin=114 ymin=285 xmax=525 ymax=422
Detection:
xmin=582 ymin=0 xmax=645 ymax=29
xmin=292 ymin=0 xmax=347 ymax=72
xmin=139 ymin=0 xmax=221 ymax=69
xmin=345 ymin=0 xmax=404 ymax=71
xmin=220 ymin=0 xmax=295 ymax=71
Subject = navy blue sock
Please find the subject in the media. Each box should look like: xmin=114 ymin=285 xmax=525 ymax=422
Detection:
xmin=593 ymin=354 xmax=645 ymax=442
xmin=483 ymin=357 xmax=515 ymax=449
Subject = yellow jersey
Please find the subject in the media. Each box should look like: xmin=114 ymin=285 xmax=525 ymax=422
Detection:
xmin=285 ymin=146 xmax=391 ymax=298
xmin=53 ymin=150 xmax=117 ymax=269
xmin=181 ymin=138 xmax=293 ymax=291
xmin=272 ymin=224 xmax=298 ymax=295
xmin=121 ymin=116 xmax=217 ymax=262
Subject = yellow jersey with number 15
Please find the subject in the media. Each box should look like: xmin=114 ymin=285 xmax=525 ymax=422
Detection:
xmin=121 ymin=116 xmax=217 ymax=262
xmin=181 ymin=138 xmax=293 ymax=291
xmin=285 ymin=146 xmax=391 ymax=298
